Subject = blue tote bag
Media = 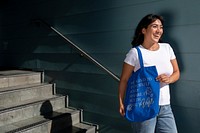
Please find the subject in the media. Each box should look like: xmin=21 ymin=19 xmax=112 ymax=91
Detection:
xmin=124 ymin=47 xmax=160 ymax=122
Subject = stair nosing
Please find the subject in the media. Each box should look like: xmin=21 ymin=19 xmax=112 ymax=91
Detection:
xmin=5 ymin=119 xmax=50 ymax=133
xmin=0 ymin=71 xmax=41 ymax=78
xmin=0 ymin=83 xmax=51 ymax=94
xmin=0 ymin=95 xmax=65 ymax=114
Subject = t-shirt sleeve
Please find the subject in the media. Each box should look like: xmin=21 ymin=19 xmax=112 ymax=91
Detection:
xmin=168 ymin=44 xmax=176 ymax=60
xmin=124 ymin=48 xmax=138 ymax=66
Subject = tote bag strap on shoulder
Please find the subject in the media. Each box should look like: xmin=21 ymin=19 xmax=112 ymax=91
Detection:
xmin=135 ymin=47 xmax=144 ymax=68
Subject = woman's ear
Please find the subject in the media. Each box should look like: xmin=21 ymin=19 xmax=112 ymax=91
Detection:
xmin=142 ymin=28 xmax=146 ymax=34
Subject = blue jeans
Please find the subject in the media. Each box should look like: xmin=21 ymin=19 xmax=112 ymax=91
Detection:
xmin=131 ymin=105 xmax=177 ymax=133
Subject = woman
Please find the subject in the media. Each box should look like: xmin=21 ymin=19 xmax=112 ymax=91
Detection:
xmin=118 ymin=14 xmax=180 ymax=133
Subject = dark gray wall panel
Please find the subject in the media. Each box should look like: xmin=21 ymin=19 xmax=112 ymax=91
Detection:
xmin=173 ymin=105 xmax=200 ymax=133
xmin=1 ymin=0 xmax=200 ymax=132
xmin=171 ymin=81 xmax=200 ymax=109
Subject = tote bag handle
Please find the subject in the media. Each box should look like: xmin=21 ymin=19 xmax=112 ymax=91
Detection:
xmin=136 ymin=47 xmax=144 ymax=68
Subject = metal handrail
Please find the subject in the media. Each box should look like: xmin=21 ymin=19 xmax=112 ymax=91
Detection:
xmin=34 ymin=19 xmax=120 ymax=82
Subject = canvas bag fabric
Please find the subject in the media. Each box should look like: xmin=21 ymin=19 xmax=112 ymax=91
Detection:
xmin=124 ymin=47 xmax=160 ymax=122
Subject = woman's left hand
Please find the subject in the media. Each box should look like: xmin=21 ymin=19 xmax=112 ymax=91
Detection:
xmin=156 ymin=74 xmax=171 ymax=84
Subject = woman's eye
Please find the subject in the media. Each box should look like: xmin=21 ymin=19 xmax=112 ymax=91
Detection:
xmin=152 ymin=25 xmax=157 ymax=28
xmin=151 ymin=25 xmax=163 ymax=29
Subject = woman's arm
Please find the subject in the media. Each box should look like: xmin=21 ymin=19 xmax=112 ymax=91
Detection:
xmin=156 ymin=59 xmax=180 ymax=84
xmin=118 ymin=63 xmax=134 ymax=116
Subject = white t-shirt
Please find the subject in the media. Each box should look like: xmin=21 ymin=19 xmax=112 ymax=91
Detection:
xmin=124 ymin=43 xmax=176 ymax=105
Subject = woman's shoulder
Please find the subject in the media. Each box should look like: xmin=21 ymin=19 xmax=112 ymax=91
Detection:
xmin=159 ymin=43 xmax=175 ymax=56
xmin=128 ymin=47 xmax=137 ymax=53
xmin=159 ymin=43 xmax=173 ymax=49
xmin=159 ymin=42 xmax=170 ymax=47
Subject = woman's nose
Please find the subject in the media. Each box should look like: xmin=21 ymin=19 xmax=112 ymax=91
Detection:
xmin=156 ymin=27 xmax=163 ymax=33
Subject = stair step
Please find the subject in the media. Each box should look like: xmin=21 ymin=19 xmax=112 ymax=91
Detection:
xmin=0 ymin=83 xmax=54 ymax=107
xmin=0 ymin=95 xmax=67 ymax=126
xmin=58 ymin=124 xmax=96 ymax=133
xmin=73 ymin=123 xmax=96 ymax=133
xmin=0 ymin=70 xmax=42 ymax=88
xmin=0 ymin=70 xmax=97 ymax=132
xmin=0 ymin=108 xmax=95 ymax=133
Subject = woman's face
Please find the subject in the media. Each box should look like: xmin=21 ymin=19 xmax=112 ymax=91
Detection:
xmin=142 ymin=19 xmax=163 ymax=44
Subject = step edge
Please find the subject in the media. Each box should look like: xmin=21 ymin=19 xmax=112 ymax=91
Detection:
xmin=0 ymin=95 xmax=66 ymax=114
xmin=0 ymin=71 xmax=41 ymax=78
xmin=0 ymin=83 xmax=51 ymax=94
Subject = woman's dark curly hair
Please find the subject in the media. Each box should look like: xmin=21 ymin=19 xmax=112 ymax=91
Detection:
xmin=131 ymin=14 xmax=164 ymax=47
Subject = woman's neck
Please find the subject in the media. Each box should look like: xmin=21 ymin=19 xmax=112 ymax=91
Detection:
xmin=141 ymin=42 xmax=159 ymax=51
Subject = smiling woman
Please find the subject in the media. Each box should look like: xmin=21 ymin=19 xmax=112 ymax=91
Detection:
xmin=118 ymin=14 xmax=180 ymax=133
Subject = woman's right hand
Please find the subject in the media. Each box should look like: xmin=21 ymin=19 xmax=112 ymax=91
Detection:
xmin=119 ymin=104 xmax=125 ymax=116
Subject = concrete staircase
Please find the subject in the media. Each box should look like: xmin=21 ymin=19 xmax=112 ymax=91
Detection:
xmin=0 ymin=70 xmax=98 ymax=133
